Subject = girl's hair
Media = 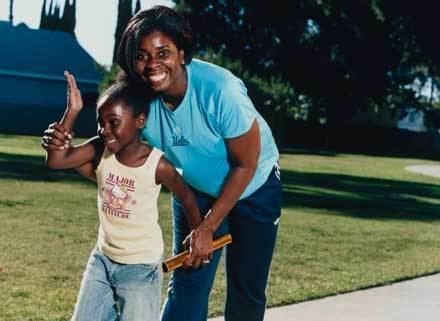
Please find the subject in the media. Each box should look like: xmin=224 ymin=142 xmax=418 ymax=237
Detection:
xmin=97 ymin=81 xmax=153 ymax=117
xmin=117 ymin=5 xmax=195 ymax=82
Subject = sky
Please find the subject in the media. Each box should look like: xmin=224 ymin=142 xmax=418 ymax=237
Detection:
xmin=0 ymin=0 xmax=173 ymax=67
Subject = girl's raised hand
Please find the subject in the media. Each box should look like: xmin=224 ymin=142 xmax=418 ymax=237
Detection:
xmin=65 ymin=71 xmax=83 ymax=113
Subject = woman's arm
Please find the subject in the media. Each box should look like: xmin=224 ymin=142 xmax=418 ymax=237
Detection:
xmin=204 ymin=119 xmax=260 ymax=230
xmin=42 ymin=122 xmax=72 ymax=151
xmin=185 ymin=120 xmax=260 ymax=267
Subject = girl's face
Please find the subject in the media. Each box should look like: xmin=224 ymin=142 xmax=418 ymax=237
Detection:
xmin=135 ymin=31 xmax=186 ymax=98
xmin=97 ymin=101 xmax=145 ymax=154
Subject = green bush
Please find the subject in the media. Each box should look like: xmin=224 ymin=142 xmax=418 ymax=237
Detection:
xmin=197 ymin=49 xmax=308 ymax=120
xmin=98 ymin=64 xmax=122 ymax=94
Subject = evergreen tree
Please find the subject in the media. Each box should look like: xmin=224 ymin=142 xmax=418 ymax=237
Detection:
xmin=40 ymin=0 xmax=56 ymax=30
xmin=52 ymin=3 xmax=61 ymax=30
xmin=45 ymin=0 xmax=56 ymax=30
xmin=134 ymin=0 xmax=141 ymax=14
xmin=39 ymin=0 xmax=47 ymax=29
xmin=112 ymin=0 xmax=133 ymax=63
xmin=39 ymin=0 xmax=76 ymax=37
xmin=60 ymin=0 xmax=76 ymax=36
xmin=9 ymin=0 xmax=14 ymax=24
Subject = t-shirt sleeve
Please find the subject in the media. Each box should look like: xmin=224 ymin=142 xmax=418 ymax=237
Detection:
xmin=216 ymin=77 xmax=257 ymax=139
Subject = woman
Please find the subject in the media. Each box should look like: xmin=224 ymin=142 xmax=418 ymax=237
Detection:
xmin=44 ymin=6 xmax=281 ymax=321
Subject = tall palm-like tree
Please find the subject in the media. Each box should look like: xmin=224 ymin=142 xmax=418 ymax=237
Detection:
xmin=39 ymin=0 xmax=76 ymax=37
xmin=134 ymin=0 xmax=141 ymax=14
xmin=112 ymin=0 xmax=133 ymax=63
xmin=9 ymin=0 xmax=14 ymax=24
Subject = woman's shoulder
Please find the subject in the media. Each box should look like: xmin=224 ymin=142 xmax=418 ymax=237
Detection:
xmin=190 ymin=58 xmax=238 ymax=88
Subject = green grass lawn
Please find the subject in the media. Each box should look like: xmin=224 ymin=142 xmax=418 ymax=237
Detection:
xmin=1 ymin=133 xmax=440 ymax=320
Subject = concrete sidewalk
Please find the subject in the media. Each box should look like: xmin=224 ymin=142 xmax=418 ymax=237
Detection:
xmin=405 ymin=165 xmax=440 ymax=178
xmin=209 ymin=273 xmax=440 ymax=321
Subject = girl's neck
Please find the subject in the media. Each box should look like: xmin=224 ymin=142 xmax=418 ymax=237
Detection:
xmin=115 ymin=140 xmax=150 ymax=168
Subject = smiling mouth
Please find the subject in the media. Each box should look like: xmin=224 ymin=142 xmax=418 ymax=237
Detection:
xmin=148 ymin=72 xmax=167 ymax=83
xmin=105 ymin=139 xmax=117 ymax=145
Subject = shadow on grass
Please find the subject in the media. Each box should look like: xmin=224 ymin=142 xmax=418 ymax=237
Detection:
xmin=280 ymin=148 xmax=338 ymax=157
xmin=2 ymin=151 xmax=439 ymax=221
xmin=0 ymin=152 xmax=93 ymax=184
xmin=281 ymin=169 xmax=440 ymax=221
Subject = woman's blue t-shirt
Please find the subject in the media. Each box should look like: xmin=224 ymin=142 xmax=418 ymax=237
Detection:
xmin=142 ymin=59 xmax=279 ymax=199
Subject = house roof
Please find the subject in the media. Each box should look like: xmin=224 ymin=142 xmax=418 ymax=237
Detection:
xmin=0 ymin=21 xmax=101 ymax=84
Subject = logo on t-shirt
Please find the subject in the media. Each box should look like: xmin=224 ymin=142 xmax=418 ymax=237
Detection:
xmin=101 ymin=173 xmax=137 ymax=219
xmin=172 ymin=135 xmax=190 ymax=146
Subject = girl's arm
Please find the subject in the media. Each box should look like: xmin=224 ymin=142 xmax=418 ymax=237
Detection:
xmin=155 ymin=155 xmax=210 ymax=267
xmin=47 ymin=136 xmax=102 ymax=169
xmin=75 ymin=162 xmax=98 ymax=182
xmin=155 ymin=156 xmax=202 ymax=231
xmin=46 ymin=71 xmax=101 ymax=169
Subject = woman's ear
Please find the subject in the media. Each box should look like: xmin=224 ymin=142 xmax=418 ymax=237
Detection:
xmin=136 ymin=113 xmax=146 ymax=129
xmin=179 ymin=49 xmax=185 ymax=65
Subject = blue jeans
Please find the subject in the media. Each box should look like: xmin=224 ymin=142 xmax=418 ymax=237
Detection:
xmin=161 ymin=165 xmax=282 ymax=321
xmin=72 ymin=249 xmax=162 ymax=321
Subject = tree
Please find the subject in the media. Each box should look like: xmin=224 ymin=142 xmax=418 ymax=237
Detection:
xmin=381 ymin=0 xmax=440 ymax=110
xmin=60 ymin=0 xmax=76 ymax=35
xmin=39 ymin=0 xmax=76 ymax=37
xmin=111 ymin=0 xmax=144 ymax=63
xmin=9 ymin=0 xmax=14 ymax=24
xmin=134 ymin=0 xmax=141 ymax=14
xmin=112 ymin=0 xmax=133 ymax=63
xmin=39 ymin=0 xmax=49 ymax=29
xmin=175 ymin=1 xmax=440 ymax=126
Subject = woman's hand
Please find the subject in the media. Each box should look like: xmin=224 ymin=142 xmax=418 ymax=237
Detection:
xmin=183 ymin=225 xmax=214 ymax=269
xmin=41 ymin=122 xmax=72 ymax=151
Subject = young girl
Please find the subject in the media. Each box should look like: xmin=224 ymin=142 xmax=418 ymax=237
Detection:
xmin=46 ymin=71 xmax=201 ymax=321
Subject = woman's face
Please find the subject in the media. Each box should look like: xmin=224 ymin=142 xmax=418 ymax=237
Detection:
xmin=135 ymin=31 xmax=186 ymax=98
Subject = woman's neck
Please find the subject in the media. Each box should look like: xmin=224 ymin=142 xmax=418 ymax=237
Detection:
xmin=162 ymin=68 xmax=188 ymax=111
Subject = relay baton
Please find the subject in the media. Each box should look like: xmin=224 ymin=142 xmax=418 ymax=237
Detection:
xmin=162 ymin=233 xmax=232 ymax=272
